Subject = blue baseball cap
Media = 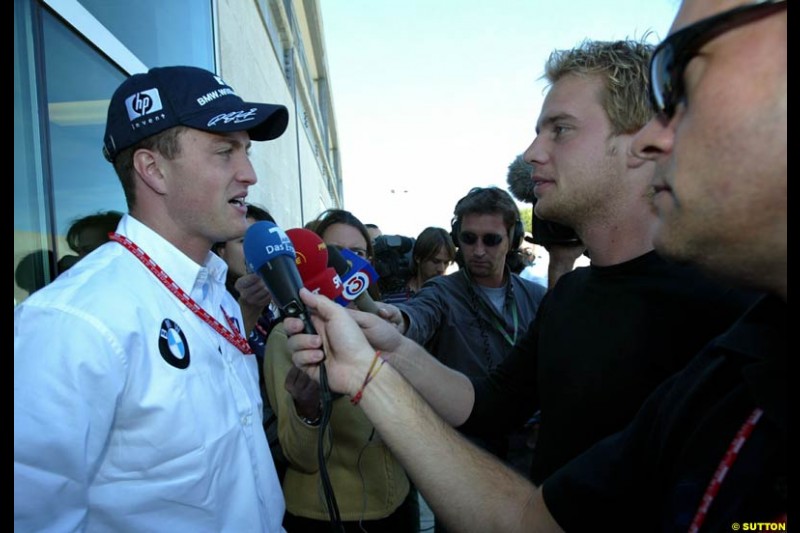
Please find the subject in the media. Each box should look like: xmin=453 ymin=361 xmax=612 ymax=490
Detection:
xmin=103 ymin=66 xmax=289 ymax=162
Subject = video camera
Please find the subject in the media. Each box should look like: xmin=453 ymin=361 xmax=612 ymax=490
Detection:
xmin=372 ymin=234 xmax=415 ymax=295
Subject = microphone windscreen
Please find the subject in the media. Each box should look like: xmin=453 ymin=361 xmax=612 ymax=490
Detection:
xmin=243 ymin=221 xmax=296 ymax=273
xmin=286 ymin=228 xmax=329 ymax=280
xmin=506 ymin=154 xmax=537 ymax=204
xmin=304 ymin=267 xmax=344 ymax=300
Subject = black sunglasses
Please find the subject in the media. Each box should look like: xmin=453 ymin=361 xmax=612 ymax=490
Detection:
xmin=649 ymin=0 xmax=786 ymax=118
xmin=459 ymin=232 xmax=504 ymax=247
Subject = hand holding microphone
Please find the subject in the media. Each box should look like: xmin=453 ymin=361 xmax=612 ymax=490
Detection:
xmin=244 ymin=222 xmax=344 ymax=523
xmin=325 ymin=245 xmax=407 ymax=330
xmin=285 ymin=288 xmax=382 ymax=396
xmin=243 ymin=221 xmax=316 ymax=334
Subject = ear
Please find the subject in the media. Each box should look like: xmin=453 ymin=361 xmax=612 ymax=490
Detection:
xmin=132 ymin=148 xmax=169 ymax=195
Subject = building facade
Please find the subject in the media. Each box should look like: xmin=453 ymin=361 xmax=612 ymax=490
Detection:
xmin=14 ymin=0 xmax=342 ymax=304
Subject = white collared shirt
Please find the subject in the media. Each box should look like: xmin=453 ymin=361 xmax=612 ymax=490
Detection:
xmin=14 ymin=214 xmax=285 ymax=532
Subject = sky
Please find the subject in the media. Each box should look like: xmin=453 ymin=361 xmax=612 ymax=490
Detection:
xmin=319 ymin=0 xmax=680 ymax=239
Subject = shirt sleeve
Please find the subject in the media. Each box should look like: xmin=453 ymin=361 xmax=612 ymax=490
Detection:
xmin=14 ymin=303 xmax=126 ymax=532
xmin=396 ymin=279 xmax=447 ymax=346
xmin=263 ymin=325 xmax=321 ymax=473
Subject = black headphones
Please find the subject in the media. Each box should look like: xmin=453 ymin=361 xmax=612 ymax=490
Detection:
xmin=450 ymin=187 xmax=524 ymax=250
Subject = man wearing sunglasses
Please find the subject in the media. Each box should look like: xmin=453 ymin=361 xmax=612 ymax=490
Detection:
xmin=383 ymin=187 xmax=547 ymax=465
xmin=284 ymin=1 xmax=785 ymax=528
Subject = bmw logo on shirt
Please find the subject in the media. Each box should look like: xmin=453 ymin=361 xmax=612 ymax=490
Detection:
xmin=159 ymin=318 xmax=191 ymax=369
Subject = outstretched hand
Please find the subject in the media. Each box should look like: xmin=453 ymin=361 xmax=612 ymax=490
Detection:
xmin=284 ymin=289 xmax=376 ymax=396
xmin=351 ymin=309 xmax=407 ymax=353
xmin=376 ymin=302 xmax=407 ymax=333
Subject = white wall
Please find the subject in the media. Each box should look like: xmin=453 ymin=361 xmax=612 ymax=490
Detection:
xmin=217 ymin=0 xmax=333 ymax=229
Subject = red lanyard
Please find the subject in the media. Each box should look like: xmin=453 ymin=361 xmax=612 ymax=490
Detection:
xmin=688 ymin=407 xmax=763 ymax=533
xmin=110 ymin=232 xmax=253 ymax=355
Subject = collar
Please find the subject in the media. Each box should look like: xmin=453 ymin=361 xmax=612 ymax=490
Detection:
xmin=117 ymin=214 xmax=229 ymax=297
xmin=717 ymin=294 xmax=787 ymax=429
xmin=588 ymin=250 xmax=661 ymax=275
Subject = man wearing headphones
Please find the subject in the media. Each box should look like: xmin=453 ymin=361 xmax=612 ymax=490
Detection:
xmin=386 ymin=186 xmax=546 ymax=463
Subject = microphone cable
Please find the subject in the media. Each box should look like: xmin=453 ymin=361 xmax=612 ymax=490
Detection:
xmin=317 ymin=350 xmax=344 ymax=532
xmin=242 ymin=222 xmax=343 ymax=531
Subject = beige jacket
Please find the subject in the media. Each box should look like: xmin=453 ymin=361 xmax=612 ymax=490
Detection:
xmin=264 ymin=324 xmax=410 ymax=521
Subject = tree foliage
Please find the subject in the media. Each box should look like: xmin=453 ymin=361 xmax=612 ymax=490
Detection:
xmin=518 ymin=206 xmax=532 ymax=233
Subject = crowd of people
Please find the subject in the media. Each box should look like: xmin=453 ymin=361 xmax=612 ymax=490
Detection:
xmin=15 ymin=1 xmax=786 ymax=531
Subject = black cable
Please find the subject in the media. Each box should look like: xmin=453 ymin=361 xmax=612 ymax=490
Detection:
xmin=356 ymin=429 xmax=376 ymax=532
xmin=317 ymin=361 xmax=345 ymax=532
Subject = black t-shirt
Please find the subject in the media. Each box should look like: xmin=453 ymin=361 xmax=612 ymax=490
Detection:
xmin=462 ymin=251 xmax=759 ymax=485
xmin=543 ymin=295 xmax=786 ymax=531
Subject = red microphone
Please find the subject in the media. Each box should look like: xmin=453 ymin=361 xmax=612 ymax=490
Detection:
xmin=285 ymin=228 xmax=344 ymax=301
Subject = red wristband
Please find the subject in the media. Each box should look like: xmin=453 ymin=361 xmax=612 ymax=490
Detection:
xmin=351 ymin=351 xmax=385 ymax=406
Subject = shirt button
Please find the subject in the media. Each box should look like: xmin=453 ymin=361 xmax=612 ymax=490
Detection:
xmin=241 ymin=415 xmax=251 ymax=426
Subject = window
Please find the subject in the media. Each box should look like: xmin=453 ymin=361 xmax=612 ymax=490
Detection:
xmin=15 ymin=0 xmax=54 ymax=304
xmin=14 ymin=0 xmax=215 ymax=304
xmin=42 ymin=8 xmax=128 ymax=248
xmin=78 ymin=0 xmax=214 ymax=70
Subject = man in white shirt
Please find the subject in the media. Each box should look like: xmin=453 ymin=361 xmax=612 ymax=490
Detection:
xmin=14 ymin=66 xmax=289 ymax=532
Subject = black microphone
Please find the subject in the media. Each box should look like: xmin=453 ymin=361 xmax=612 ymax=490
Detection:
xmin=243 ymin=220 xmax=315 ymax=334
xmin=244 ymin=220 xmax=343 ymax=528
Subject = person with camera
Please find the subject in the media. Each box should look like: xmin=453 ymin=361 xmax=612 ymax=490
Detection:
xmin=364 ymin=223 xmax=382 ymax=243
xmin=371 ymin=233 xmax=415 ymax=304
xmin=379 ymin=227 xmax=456 ymax=304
